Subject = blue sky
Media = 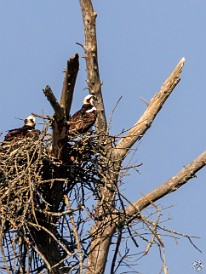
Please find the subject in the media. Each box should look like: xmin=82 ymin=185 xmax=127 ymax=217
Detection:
xmin=0 ymin=1 xmax=206 ymax=273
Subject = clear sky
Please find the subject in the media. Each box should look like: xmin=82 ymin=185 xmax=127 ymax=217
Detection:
xmin=0 ymin=1 xmax=206 ymax=273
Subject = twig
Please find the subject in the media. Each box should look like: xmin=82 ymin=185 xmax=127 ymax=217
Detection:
xmin=23 ymin=235 xmax=52 ymax=272
xmin=76 ymin=42 xmax=84 ymax=49
xmin=140 ymin=97 xmax=149 ymax=106
xmin=28 ymin=222 xmax=74 ymax=257
xmin=108 ymin=96 xmax=122 ymax=130
xmin=111 ymin=229 xmax=122 ymax=274
xmin=159 ymin=244 xmax=168 ymax=274
xmin=31 ymin=112 xmax=52 ymax=120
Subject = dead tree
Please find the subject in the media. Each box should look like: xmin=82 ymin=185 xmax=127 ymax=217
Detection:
xmin=0 ymin=1 xmax=205 ymax=274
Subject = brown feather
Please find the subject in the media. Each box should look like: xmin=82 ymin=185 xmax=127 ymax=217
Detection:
xmin=4 ymin=116 xmax=39 ymax=142
xmin=68 ymin=104 xmax=97 ymax=135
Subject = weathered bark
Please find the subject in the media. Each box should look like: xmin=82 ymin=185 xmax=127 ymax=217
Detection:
xmin=60 ymin=53 xmax=79 ymax=120
xmin=79 ymin=0 xmax=108 ymax=135
xmin=86 ymin=223 xmax=114 ymax=274
xmin=79 ymin=4 xmax=115 ymax=271
xmin=43 ymin=85 xmax=67 ymax=160
xmin=85 ymin=164 xmax=119 ymax=274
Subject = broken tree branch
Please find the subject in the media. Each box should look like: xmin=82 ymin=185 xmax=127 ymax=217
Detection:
xmin=60 ymin=53 xmax=79 ymax=121
xmin=43 ymin=85 xmax=67 ymax=159
xmin=113 ymin=57 xmax=185 ymax=161
xmin=43 ymin=85 xmax=65 ymax=122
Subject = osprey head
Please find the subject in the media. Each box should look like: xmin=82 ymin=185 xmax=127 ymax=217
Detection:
xmin=83 ymin=94 xmax=95 ymax=106
xmin=24 ymin=116 xmax=36 ymax=127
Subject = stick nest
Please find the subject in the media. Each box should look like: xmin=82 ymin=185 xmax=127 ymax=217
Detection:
xmin=0 ymin=125 xmax=108 ymax=273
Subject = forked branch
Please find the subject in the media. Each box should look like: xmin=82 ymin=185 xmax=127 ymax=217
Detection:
xmin=113 ymin=57 xmax=185 ymax=161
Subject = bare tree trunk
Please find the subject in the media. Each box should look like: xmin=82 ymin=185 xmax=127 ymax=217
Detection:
xmin=78 ymin=0 xmax=206 ymax=271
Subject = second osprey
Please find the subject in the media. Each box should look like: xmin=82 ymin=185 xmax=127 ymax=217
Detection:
xmin=68 ymin=95 xmax=97 ymax=135
xmin=4 ymin=116 xmax=39 ymax=142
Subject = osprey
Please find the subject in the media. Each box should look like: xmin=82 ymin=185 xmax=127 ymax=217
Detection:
xmin=4 ymin=115 xmax=39 ymax=142
xmin=68 ymin=94 xmax=97 ymax=135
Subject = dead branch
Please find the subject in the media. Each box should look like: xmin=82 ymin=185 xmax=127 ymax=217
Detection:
xmin=124 ymin=150 xmax=206 ymax=220
xmin=82 ymin=149 xmax=206 ymax=274
xmin=43 ymin=85 xmax=65 ymax=121
xmin=60 ymin=53 xmax=79 ymax=121
xmin=79 ymin=0 xmax=108 ymax=135
xmin=43 ymin=86 xmax=68 ymax=159
xmin=113 ymin=57 xmax=185 ymax=161
xmin=31 ymin=112 xmax=52 ymax=120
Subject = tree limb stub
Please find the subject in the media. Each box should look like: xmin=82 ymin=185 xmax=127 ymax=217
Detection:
xmin=114 ymin=57 xmax=185 ymax=161
xmin=43 ymin=85 xmax=65 ymax=122
xmin=79 ymin=0 xmax=108 ymax=135
xmin=43 ymin=85 xmax=67 ymax=159
xmin=60 ymin=53 xmax=79 ymax=121
xmin=125 ymin=150 xmax=206 ymax=221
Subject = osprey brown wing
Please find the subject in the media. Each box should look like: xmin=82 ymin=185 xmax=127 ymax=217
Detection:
xmin=4 ymin=126 xmax=30 ymax=142
xmin=68 ymin=109 xmax=85 ymax=134
xmin=4 ymin=115 xmax=38 ymax=142
xmin=68 ymin=104 xmax=97 ymax=135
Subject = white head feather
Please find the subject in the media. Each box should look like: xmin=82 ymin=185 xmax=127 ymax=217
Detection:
xmin=83 ymin=94 xmax=95 ymax=106
xmin=86 ymin=106 xmax=97 ymax=113
xmin=24 ymin=115 xmax=36 ymax=127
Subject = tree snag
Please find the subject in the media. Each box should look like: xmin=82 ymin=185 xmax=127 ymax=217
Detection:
xmin=0 ymin=1 xmax=205 ymax=274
